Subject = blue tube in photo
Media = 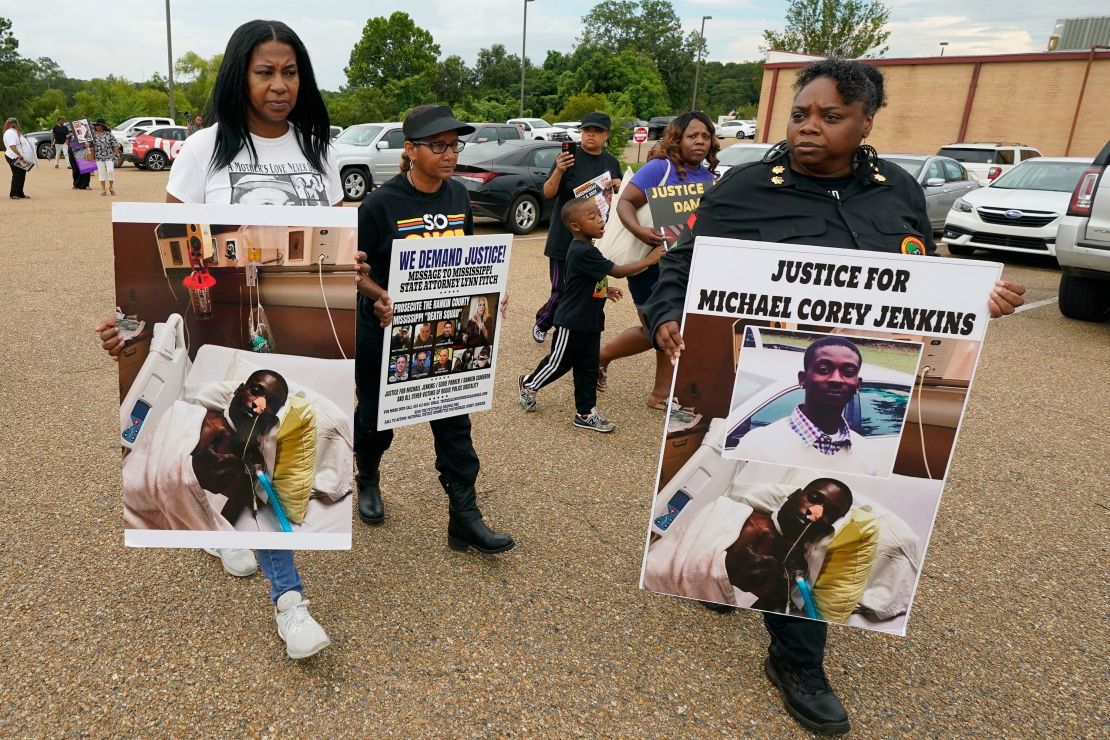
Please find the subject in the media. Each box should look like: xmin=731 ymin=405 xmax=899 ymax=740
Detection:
xmin=795 ymin=575 xmax=821 ymax=620
xmin=255 ymin=470 xmax=293 ymax=533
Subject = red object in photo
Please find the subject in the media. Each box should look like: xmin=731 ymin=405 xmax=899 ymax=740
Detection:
xmin=183 ymin=235 xmax=216 ymax=320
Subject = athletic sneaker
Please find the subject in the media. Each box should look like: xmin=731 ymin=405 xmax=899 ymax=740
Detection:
xmin=274 ymin=590 xmax=331 ymax=659
xmin=532 ymin=325 xmax=547 ymax=343
xmin=573 ymin=408 xmax=615 ymax=433
xmin=204 ymin=547 xmax=258 ymax=577
xmin=518 ymin=374 xmax=537 ymax=412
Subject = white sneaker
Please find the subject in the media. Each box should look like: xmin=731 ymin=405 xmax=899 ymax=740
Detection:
xmin=204 ymin=547 xmax=258 ymax=577
xmin=274 ymin=591 xmax=330 ymax=659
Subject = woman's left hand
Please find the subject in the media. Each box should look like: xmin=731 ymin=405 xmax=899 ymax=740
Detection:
xmin=499 ymin=294 xmax=509 ymax=319
xmin=988 ymin=280 xmax=1026 ymax=318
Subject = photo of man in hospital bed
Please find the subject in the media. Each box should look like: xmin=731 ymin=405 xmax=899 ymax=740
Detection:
xmin=120 ymin=314 xmax=353 ymax=548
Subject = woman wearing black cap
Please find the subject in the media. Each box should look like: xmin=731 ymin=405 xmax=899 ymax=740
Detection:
xmin=645 ymin=59 xmax=1025 ymax=735
xmin=353 ymin=104 xmax=514 ymax=555
xmin=532 ymin=111 xmax=622 ymax=343
xmin=88 ymin=119 xmax=121 ymax=196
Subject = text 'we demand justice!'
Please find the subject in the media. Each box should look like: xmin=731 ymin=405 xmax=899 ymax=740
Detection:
xmin=697 ymin=258 xmax=978 ymax=336
xmin=397 ymin=243 xmax=508 ymax=293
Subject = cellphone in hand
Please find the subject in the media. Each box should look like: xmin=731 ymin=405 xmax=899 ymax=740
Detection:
xmin=561 ymin=141 xmax=577 ymax=157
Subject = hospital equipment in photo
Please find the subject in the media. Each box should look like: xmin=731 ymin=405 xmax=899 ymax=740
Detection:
xmin=183 ymin=227 xmax=217 ymax=320
xmin=254 ymin=469 xmax=293 ymax=533
xmin=120 ymin=314 xmax=189 ymax=450
xmin=921 ymin=338 xmax=956 ymax=379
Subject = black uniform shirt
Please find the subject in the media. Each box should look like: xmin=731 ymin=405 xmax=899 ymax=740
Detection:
xmin=643 ymin=154 xmax=936 ymax=337
xmin=357 ymin=172 xmax=474 ymax=310
xmin=555 ymin=239 xmax=615 ymax=333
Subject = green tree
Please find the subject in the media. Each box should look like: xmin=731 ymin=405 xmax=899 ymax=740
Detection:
xmin=762 ymin=0 xmax=891 ymax=58
xmin=174 ymin=51 xmax=223 ymax=115
xmin=473 ymin=44 xmax=522 ymax=98
xmin=0 ymin=17 xmax=34 ymax=121
xmin=433 ymin=55 xmax=474 ymax=107
xmin=27 ymin=88 xmax=68 ymax=128
xmin=346 ymin=12 xmax=440 ymax=89
xmin=579 ymin=0 xmax=699 ymax=110
xmin=556 ymin=92 xmax=609 ymax=122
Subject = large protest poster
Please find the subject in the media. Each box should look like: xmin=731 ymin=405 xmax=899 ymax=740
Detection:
xmin=639 ymin=238 xmax=1002 ymax=635
xmin=378 ymin=234 xmax=512 ymax=430
xmin=113 ymin=203 xmax=357 ymax=550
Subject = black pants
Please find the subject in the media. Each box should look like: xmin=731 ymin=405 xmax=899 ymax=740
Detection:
xmin=533 ymin=257 xmax=566 ymax=331
xmin=354 ymin=296 xmax=480 ymax=489
xmin=7 ymin=157 xmax=27 ymax=197
xmin=523 ymin=327 xmax=600 ymax=415
xmin=764 ymin=612 xmax=827 ymax=668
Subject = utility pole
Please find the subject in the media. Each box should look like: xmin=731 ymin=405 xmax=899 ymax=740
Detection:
xmin=939 ymin=41 xmax=949 ymax=57
xmin=520 ymin=0 xmax=535 ymax=118
xmin=165 ymin=0 xmax=177 ymax=120
xmin=691 ymin=15 xmax=711 ymax=111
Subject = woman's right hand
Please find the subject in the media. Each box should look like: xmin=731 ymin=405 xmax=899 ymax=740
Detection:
xmin=637 ymin=227 xmax=666 ymax=248
xmin=374 ymin=291 xmax=394 ymax=328
xmin=94 ymin=314 xmax=125 ymax=360
xmin=554 ymin=152 xmax=574 ymax=172
xmin=654 ymin=320 xmax=685 ymax=365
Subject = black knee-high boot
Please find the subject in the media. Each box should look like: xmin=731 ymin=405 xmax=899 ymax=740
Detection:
xmin=440 ymin=476 xmax=514 ymax=554
xmin=356 ymin=452 xmax=385 ymax=524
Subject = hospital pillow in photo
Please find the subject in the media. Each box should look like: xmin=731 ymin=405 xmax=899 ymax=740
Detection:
xmin=811 ymin=508 xmax=879 ymax=623
xmin=270 ymin=395 xmax=317 ymax=524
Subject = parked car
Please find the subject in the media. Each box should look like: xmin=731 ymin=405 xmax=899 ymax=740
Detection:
xmin=24 ymin=130 xmax=56 ymax=159
xmin=461 ymin=123 xmax=524 ymax=145
xmin=1054 ymin=140 xmax=1110 ymax=322
xmin=126 ymin=126 xmax=188 ymax=170
xmin=553 ymin=121 xmax=582 ymax=142
xmin=714 ymin=142 xmax=773 ymax=177
xmin=941 ymin=157 xmax=1093 ymax=258
xmin=506 ymin=118 xmax=570 ymax=142
xmin=330 ymin=122 xmax=405 ymax=201
xmin=880 ymin=154 xmax=980 ymax=231
xmin=716 ymin=119 xmax=757 ymax=139
xmin=451 ymin=140 xmax=561 ymax=235
xmin=647 ymin=116 xmax=677 ymax=140
xmin=936 ymin=142 xmax=1041 ymax=185
xmin=112 ymin=117 xmax=176 ymax=147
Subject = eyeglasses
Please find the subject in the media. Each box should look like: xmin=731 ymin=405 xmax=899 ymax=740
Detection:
xmin=410 ymin=139 xmax=466 ymax=154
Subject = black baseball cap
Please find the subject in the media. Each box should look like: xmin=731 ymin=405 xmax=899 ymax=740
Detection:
xmin=403 ymin=106 xmax=475 ymax=140
xmin=580 ymin=112 xmax=611 ymax=131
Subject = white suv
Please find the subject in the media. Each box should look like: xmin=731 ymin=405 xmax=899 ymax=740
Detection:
xmin=936 ymin=143 xmax=1041 ymax=185
xmin=1054 ymin=140 xmax=1110 ymax=322
xmin=507 ymin=118 xmax=570 ymax=142
xmin=330 ymin=122 xmax=405 ymax=201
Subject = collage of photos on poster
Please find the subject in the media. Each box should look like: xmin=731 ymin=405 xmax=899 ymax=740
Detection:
xmin=642 ymin=314 xmax=984 ymax=635
xmin=113 ymin=204 xmax=358 ymax=549
xmin=387 ymin=293 xmax=498 ymax=384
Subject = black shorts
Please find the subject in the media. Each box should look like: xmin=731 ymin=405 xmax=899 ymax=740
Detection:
xmin=626 ymin=263 xmax=660 ymax=308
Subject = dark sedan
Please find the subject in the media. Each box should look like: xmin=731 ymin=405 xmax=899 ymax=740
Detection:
xmin=452 ymin=141 xmax=561 ymax=235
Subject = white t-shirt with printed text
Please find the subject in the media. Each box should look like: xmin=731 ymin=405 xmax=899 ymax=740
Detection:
xmin=166 ymin=124 xmax=342 ymax=205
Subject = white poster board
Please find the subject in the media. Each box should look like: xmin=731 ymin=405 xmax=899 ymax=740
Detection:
xmin=639 ymin=237 xmax=1002 ymax=635
xmin=377 ymin=234 xmax=512 ymax=430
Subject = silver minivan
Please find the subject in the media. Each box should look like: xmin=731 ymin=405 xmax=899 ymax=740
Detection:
xmin=331 ymin=123 xmax=405 ymax=201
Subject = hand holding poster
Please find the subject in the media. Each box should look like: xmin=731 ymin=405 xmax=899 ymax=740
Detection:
xmin=645 ymin=179 xmax=710 ymax=247
xmin=640 ymin=238 xmax=1002 ymax=634
xmin=573 ymin=172 xmax=615 ymax=221
xmin=113 ymin=203 xmax=357 ymax=550
xmin=378 ymin=234 xmax=512 ymax=430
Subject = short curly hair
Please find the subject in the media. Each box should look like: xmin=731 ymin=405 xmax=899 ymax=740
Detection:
xmin=794 ymin=58 xmax=887 ymax=115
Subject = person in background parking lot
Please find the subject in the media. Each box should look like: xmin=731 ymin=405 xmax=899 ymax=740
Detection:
xmin=188 ymin=114 xmax=205 ymax=137
xmin=88 ymin=119 xmax=120 ymax=196
xmin=52 ymin=117 xmax=69 ymax=168
xmin=4 ymin=117 xmax=36 ymax=199
xmin=532 ymin=111 xmax=622 ymax=344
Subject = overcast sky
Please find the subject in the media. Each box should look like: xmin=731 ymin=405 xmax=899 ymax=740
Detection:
xmin=7 ymin=1 xmax=1105 ymax=89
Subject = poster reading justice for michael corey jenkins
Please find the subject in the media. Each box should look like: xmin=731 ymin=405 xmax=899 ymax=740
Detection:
xmin=640 ymin=237 xmax=1001 ymax=635
xmin=378 ymin=234 xmax=512 ymax=431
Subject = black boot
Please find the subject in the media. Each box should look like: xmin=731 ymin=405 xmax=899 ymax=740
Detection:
xmin=764 ymin=653 xmax=850 ymax=735
xmin=440 ymin=476 xmax=514 ymax=554
xmin=356 ymin=451 xmax=385 ymax=526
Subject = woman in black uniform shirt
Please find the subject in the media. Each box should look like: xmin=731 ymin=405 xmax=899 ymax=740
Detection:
xmin=353 ymin=105 xmax=513 ymax=554
xmin=644 ymin=59 xmax=1025 ymax=735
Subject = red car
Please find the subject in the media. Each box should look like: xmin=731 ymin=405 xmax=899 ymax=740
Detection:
xmin=126 ymin=126 xmax=188 ymax=171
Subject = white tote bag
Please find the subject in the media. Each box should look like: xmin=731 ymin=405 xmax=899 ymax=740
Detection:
xmin=596 ymin=161 xmax=671 ymax=272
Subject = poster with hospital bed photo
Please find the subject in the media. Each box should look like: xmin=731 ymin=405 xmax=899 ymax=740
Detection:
xmin=112 ymin=203 xmax=359 ymax=550
xmin=639 ymin=238 xmax=1000 ymax=635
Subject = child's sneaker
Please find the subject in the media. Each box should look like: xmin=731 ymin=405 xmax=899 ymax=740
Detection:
xmin=518 ymin=374 xmax=537 ymax=412
xmin=274 ymin=590 xmax=330 ymax=659
xmin=532 ymin=325 xmax=547 ymax=343
xmin=573 ymin=408 xmax=615 ymax=433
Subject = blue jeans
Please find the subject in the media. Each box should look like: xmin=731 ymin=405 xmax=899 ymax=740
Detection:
xmin=256 ymin=549 xmax=302 ymax=603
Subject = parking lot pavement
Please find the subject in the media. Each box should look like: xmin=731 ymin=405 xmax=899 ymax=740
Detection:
xmin=0 ymin=167 xmax=1105 ymax=736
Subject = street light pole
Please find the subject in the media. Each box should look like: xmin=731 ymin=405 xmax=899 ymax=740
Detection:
xmin=939 ymin=41 xmax=949 ymax=57
xmin=691 ymin=15 xmax=711 ymax=111
xmin=520 ymin=0 xmax=535 ymax=118
xmin=165 ymin=0 xmax=176 ymax=120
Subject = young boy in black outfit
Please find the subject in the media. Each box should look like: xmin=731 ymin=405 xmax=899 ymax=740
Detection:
xmin=519 ymin=198 xmax=664 ymax=432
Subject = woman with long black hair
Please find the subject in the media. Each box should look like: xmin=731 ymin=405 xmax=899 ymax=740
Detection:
xmin=645 ymin=59 xmax=1025 ymax=735
xmin=597 ymin=111 xmax=718 ymax=409
xmin=96 ymin=19 xmax=341 ymax=660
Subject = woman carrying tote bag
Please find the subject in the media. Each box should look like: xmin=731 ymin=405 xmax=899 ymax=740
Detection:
xmin=597 ymin=112 xmax=718 ymax=409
